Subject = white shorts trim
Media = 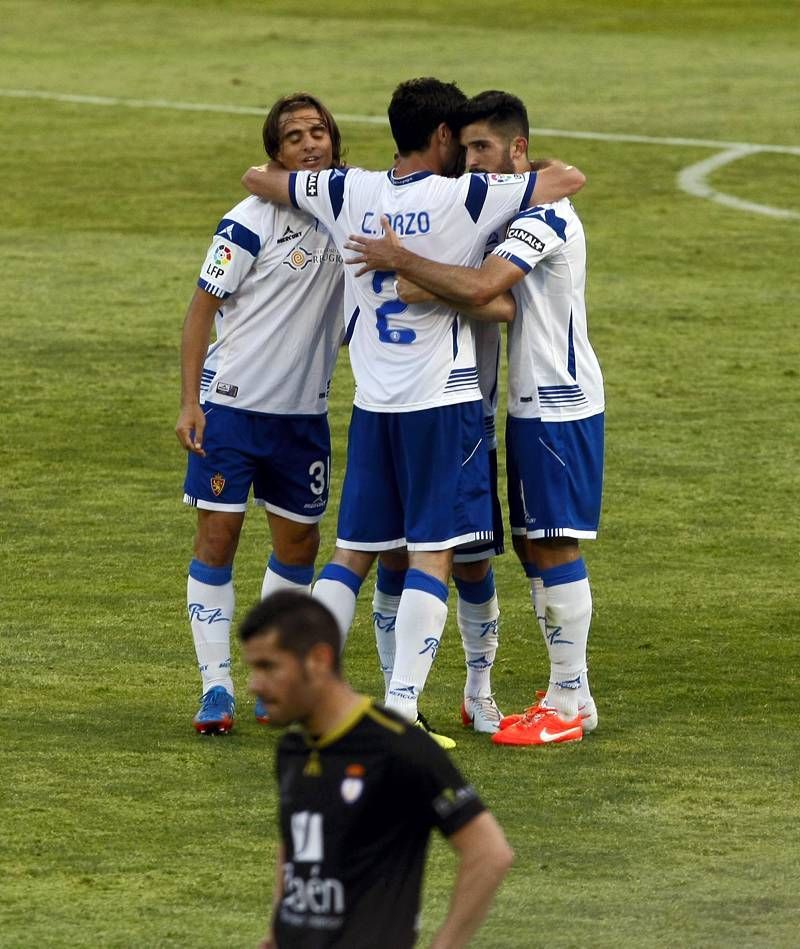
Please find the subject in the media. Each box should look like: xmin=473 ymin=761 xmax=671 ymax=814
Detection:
xmin=511 ymin=526 xmax=598 ymax=540
xmin=336 ymin=536 xmax=407 ymax=552
xmin=453 ymin=548 xmax=498 ymax=564
xmin=255 ymin=499 xmax=324 ymax=524
xmin=183 ymin=493 xmax=248 ymax=513
xmin=407 ymin=531 xmax=493 ymax=552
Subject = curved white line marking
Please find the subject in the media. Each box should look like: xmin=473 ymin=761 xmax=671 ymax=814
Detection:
xmin=2 ymin=88 xmax=798 ymax=219
xmin=677 ymin=146 xmax=800 ymax=220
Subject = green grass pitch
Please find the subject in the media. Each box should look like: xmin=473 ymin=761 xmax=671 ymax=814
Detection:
xmin=2 ymin=1 xmax=799 ymax=945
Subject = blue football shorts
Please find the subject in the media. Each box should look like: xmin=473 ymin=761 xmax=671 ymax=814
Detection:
xmin=183 ymin=402 xmax=331 ymax=522
xmin=336 ymin=401 xmax=493 ymax=552
xmin=453 ymin=441 xmax=505 ymax=563
xmin=506 ymin=412 xmax=604 ymax=540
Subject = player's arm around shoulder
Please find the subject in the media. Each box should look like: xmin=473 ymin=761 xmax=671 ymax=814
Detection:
xmin=242 ymin=162 xmax=293 ymax=206
xmin=430 ymin=811 xmax=514 ymax=949
xmin=529 ymin=160 xmax=586 ymax=205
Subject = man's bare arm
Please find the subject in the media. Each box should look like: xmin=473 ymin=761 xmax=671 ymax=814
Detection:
xmin=241 ymin=163 xmax=293 ymax=206
xmin=345 ymin=217 xmax=523 ymax=308
xmin=175 ymin=288 xmax=222 ymax=456
xmin=528 ymin=160 xmax=585 ymax=205
xmin=396 ymin=276 xmax=516 ymax=324
xmin=429 ymin=812 xmax=514 ymax=949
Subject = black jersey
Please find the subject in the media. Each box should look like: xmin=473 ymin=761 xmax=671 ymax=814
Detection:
xmin=273 ymin=697 xmax=485 ymax=949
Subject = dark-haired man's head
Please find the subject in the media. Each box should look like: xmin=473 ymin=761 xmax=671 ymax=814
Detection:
xmin=388 ymin=77 xmax=467 ymax=175
xmin=240 ymin=591 xmax=342 ymax=726
xmin=456 ymin=90 xmax=530 ymax=175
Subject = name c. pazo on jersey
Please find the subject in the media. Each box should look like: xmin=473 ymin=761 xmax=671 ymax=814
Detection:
xmin=360 ymin=211 xmax=432 ymax=236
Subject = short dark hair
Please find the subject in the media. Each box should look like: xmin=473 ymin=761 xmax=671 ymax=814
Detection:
xmin=262 ymin=92 xmax=343 ymax=166
xmin=455 ymin=90 xmax=529 ymax=141
xmin=239 ymin=591 xmax=342 ymax=673
xmin=388 ymin=77 xmax=467 ymax=155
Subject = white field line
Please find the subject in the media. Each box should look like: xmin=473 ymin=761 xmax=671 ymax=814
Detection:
xmin=677 ymin=146 xmax=800 ymax=220
xmin=3 ymin=88 xmax=799 ymax=219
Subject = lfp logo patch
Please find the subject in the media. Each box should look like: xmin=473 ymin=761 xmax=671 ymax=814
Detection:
xmin=213 ymin=244 xmax=232 ymax=267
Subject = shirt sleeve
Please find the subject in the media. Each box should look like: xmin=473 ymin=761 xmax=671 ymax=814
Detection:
xmin=196 ymin=208 xmax=264 ymax=299
xmin=288 ymin=167 xmax=352 ymax=231
xmin=461 ymin=172 xmax=537 ymax=230
xmin=397 ymin=729 xmax=486 ymax=837
xmin=491 ymin=202 xmax=569 ymax=274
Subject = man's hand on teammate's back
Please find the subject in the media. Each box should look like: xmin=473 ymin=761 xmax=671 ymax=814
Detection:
xmin=345 ymin=215 xmax=405 ymax=276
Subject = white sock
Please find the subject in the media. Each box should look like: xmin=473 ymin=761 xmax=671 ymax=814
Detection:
xmin=373 ymin=590 xmax=400 ymax=692
xmin=455 ymin=571 xmax=499 ymax=698
xmin=540 ymin=559 xmax=593 ymax=721
xmin=385 ymin=570 xmax=449 ymax=722
xmin=526 ymin=564 xmax=547 ymax=640
xmin=187 ymin=559 xmax=234 ymax=696
xmin=261 ymin=553 xmax=314 ymax=597
xmin=312 ymin=563 xmax=363 ymax=649
xmin=372 ymin=562 xmax=405 ymax=691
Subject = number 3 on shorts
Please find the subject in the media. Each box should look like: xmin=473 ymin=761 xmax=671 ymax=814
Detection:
xmin=308 ymin=459 xmax=327 ymax=496
xmin=373 ymin=270 xmax=416 ymax=344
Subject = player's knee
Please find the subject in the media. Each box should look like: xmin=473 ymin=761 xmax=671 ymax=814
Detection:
xmin=378 ymin=548 xmax=409 ymax=573
xmin=194 ymin=513 xmax=242 ymax=566
xmin=452 ymin=559 xmax=491 ymax=584
xmin=528 ymin=537 xmax=580 ymax=570
xmin=511 ymin=534 xmax=528 ymax=567
xmin=273 ymin=523 xmax=320 ymax=565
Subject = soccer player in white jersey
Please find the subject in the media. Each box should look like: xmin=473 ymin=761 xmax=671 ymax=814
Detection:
xmin=175 ymin=93 xmax=345 ymax=735
xmin=346 ymin=90 xmax=604 ymax=747
xmin=241 ymin=78 xmax=585 ymax=742
xmin=372 ymin=261 xmax=509 ymax=737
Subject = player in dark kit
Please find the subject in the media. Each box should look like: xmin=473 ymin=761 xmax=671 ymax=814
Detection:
xmin=239 ymin=591 xmax=513 ymax=949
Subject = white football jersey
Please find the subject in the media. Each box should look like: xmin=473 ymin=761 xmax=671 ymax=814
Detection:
xmin=289 ymin=167 xmax=537 ymax=412
xmin=472 ymin=321 xmax=501 ymax=449
xmin=196 ymin=196 xmax=344 ymax=416
xmin=493 ymin=199 xmax=604 ymax=422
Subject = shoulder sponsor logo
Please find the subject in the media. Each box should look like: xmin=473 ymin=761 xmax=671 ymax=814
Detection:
xmin=433 ymin=784 xmax=479 ymax=820
xmin=487 ymin=173 xmax=525 ymax=186
xmin=218 ymin=224 xmax=234 ymax=239
xmin=213 ymin=244 xmax=232 ymax=266
xmin=306 ymin=172 xmax=319 ymax=197
xmin=205 ymin=243 xmax=233 ymax=279
xmin=507 ymin=228 xmax=545 ymax=253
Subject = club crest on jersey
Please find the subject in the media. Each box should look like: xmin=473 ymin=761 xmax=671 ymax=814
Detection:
xmin=487 ymin=173 xmax=525 ymax=186
xmin=284 ymin=246 xmax=311 ymax=271
xmin=210 ymin=472 xmax=226 ymax=496
xmin=341 ymin=764 xmax=365 ymax=804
